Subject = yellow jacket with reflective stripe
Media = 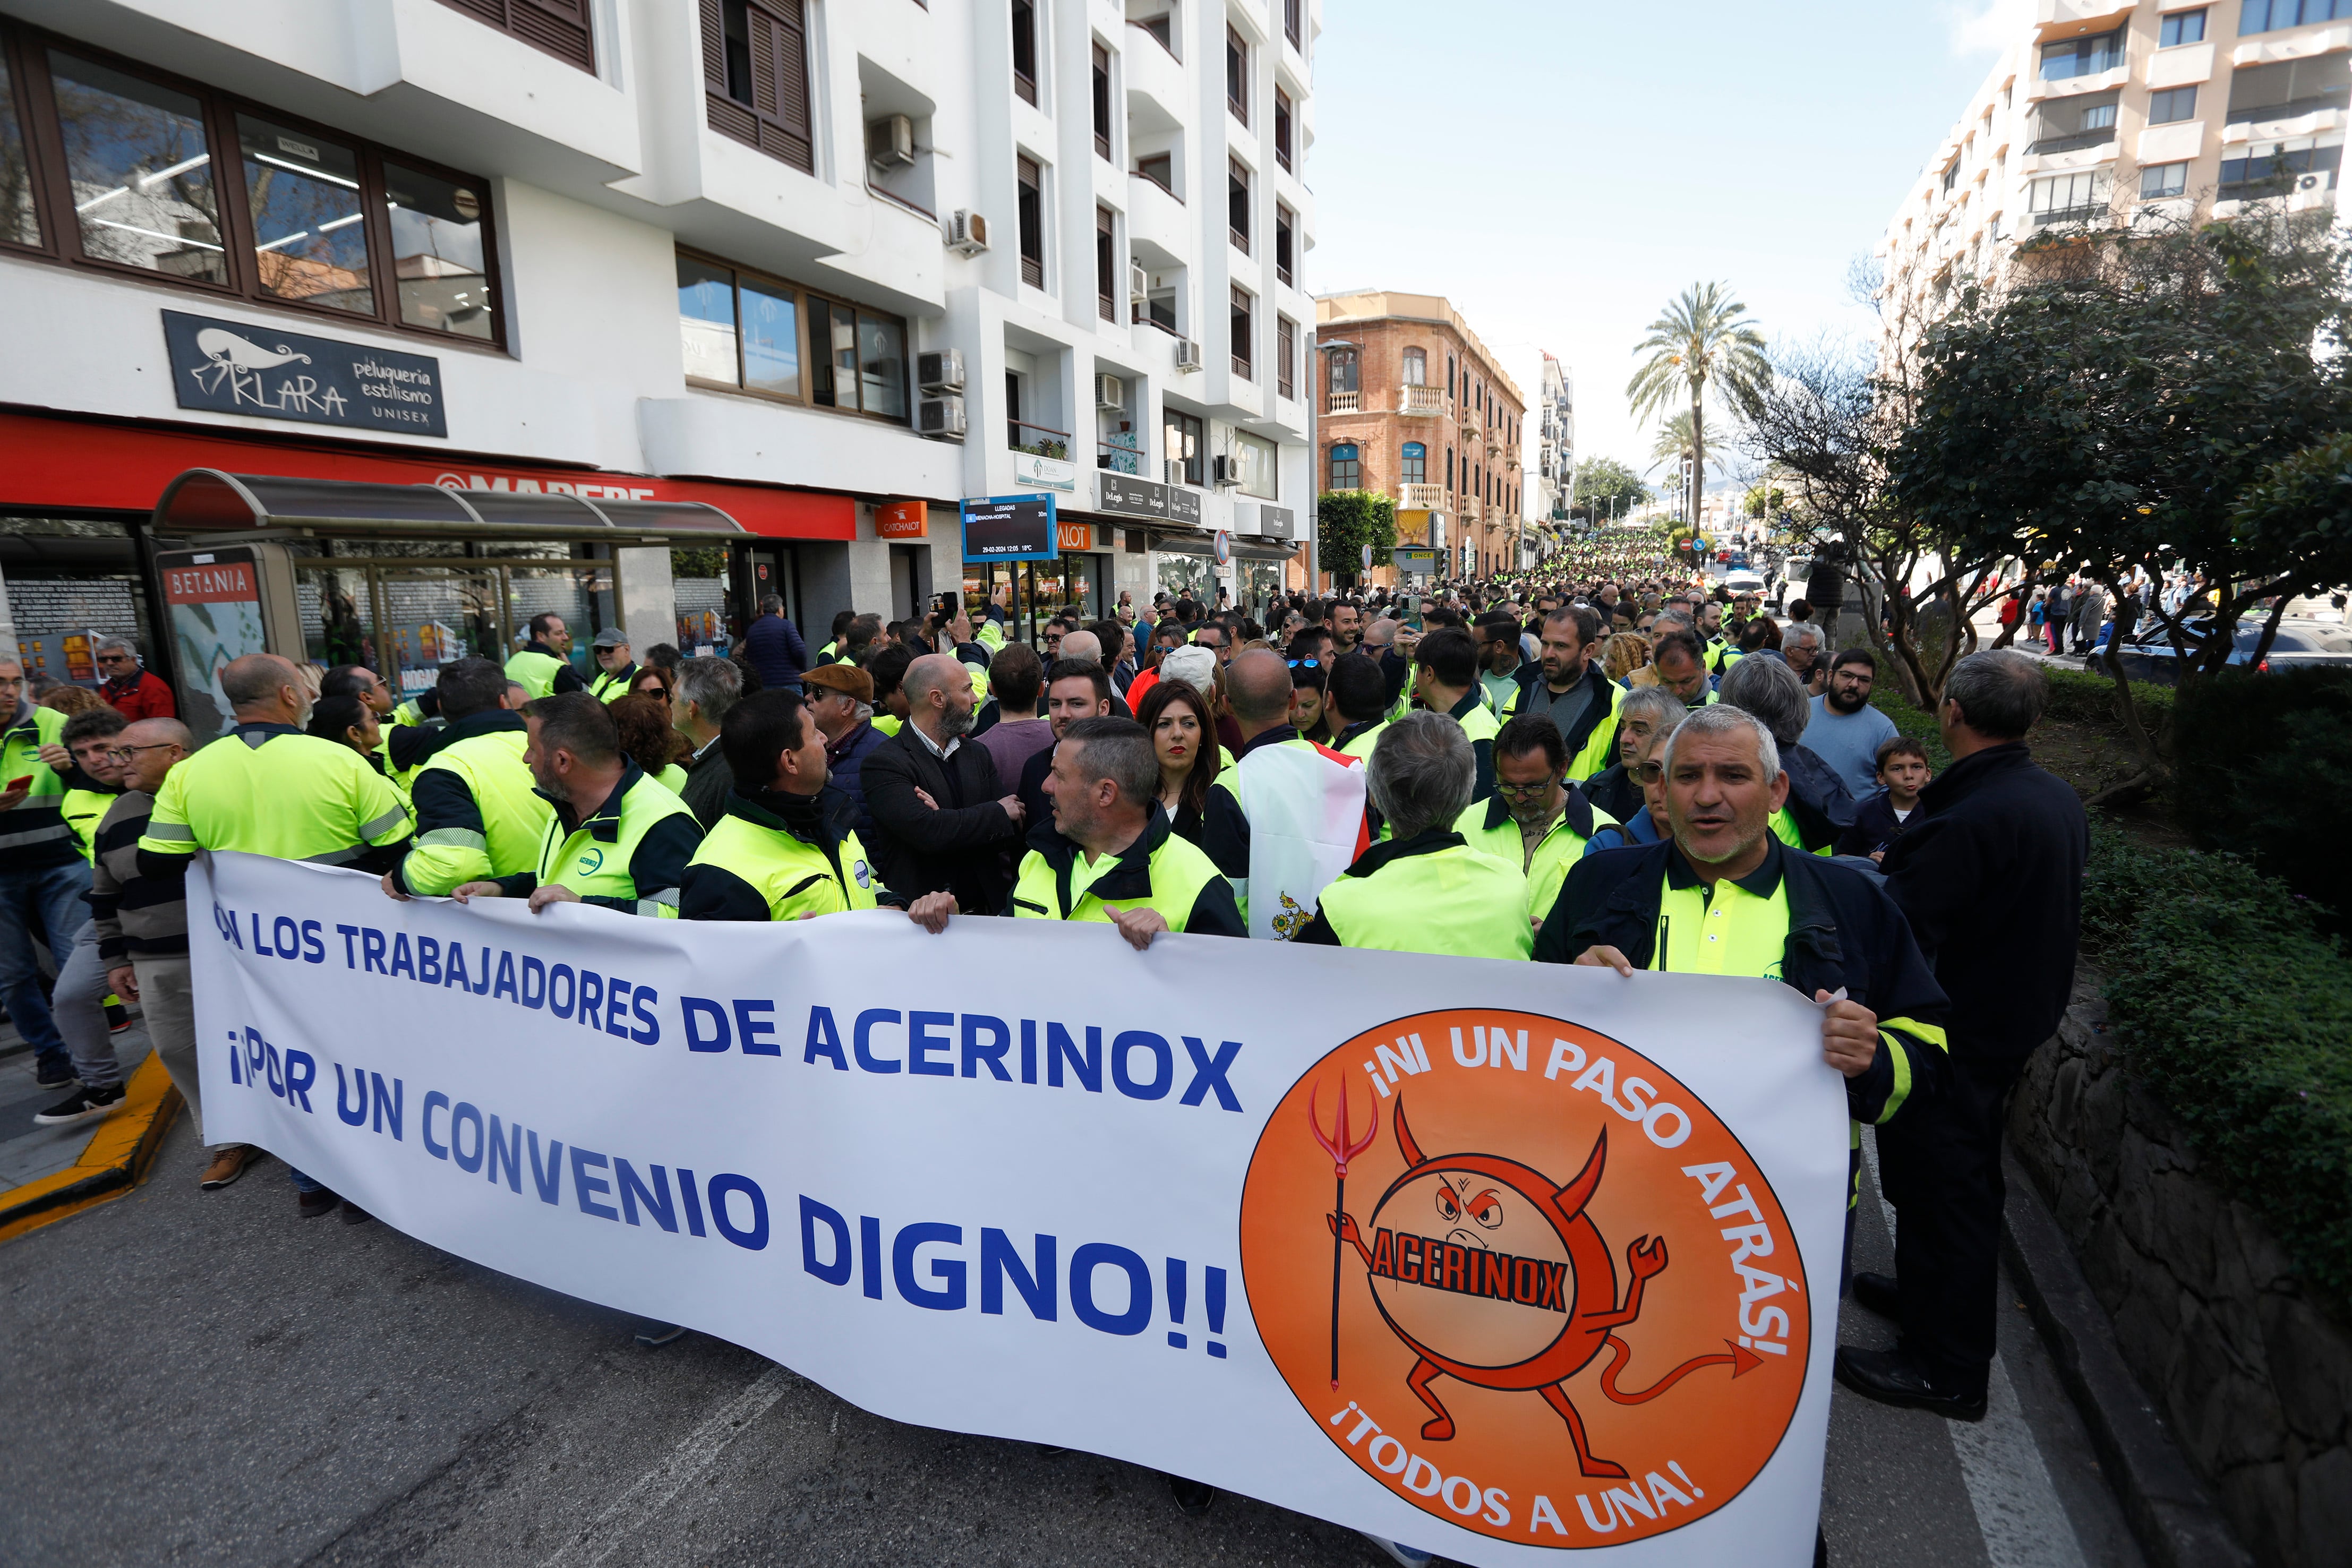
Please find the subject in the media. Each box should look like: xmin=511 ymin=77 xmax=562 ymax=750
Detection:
xmin=397 ymin=715 xmax=553 ymax=895
xmin=588 ymin=663 xmax=638 ymax=705
xmin=1009 ymin=809 xmax=1245 ymax=935
xmin=1301 ymin=828 xmax=1533 ymax=961
xmin=141 ymin=724 xmax=412 ymax=864
xmin=0 ymin=704 xmax=75 ymax=866
xmin=504 ymin=647 xmax=569 ymax=700
xmin=62 ymin=785 xmax=117 ymax=865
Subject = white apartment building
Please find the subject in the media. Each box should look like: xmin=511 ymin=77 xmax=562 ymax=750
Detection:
xmin=1878 ymin=0 xmax=2346 ymax=329
xmin=1532 ymin=353 xmax=1572 ymax=563
xmin=0 ymin=0 xmax=1317 ymax=710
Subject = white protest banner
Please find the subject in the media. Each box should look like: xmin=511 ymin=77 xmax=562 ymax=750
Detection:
xmin=190 ymin=851 xmax=1849 ymax=1567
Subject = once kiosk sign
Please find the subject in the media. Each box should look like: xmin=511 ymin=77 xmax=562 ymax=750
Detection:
xmin=161 ymin=311 xmax=448 ymax=438
xmin=961 ymin=493 xmax=1058 ymax=561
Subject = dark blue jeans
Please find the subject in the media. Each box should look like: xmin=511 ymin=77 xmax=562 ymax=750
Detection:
xmin=0 ymin=857 xmax=92 ymax=1076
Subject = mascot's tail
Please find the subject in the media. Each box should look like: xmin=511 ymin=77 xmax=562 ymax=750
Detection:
xmin=1597 ymin=1334 xmax=1764 ymax=1404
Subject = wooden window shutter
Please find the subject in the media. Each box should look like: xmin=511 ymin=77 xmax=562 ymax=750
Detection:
xmin=750 ymin=0 xmax=815 ymax=173
xmin=435 ymin=0 xmax=594 ymax=74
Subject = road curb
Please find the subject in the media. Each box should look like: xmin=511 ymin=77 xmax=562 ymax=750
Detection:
xmin=0 ymin=1053 xmax=181 ymax=1243
xmin=2001 ymin=1154 xmax=2252 ymax=1568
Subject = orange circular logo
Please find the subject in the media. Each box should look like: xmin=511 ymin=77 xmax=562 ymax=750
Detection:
xmin=1239 ymin=1008 xmax=1810 ymax=1547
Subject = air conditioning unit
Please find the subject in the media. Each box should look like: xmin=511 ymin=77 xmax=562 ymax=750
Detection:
xmin=944 ymin=210 xmax=990 ymax=255
xmin=1130 ymin=262 xmax=1148 ymax=298
xmin=1210 ymin=454 xmax=1240 ymax=487
xmin=918 ymin=395 xmax=968 ymax=439
xmin=2300 ymin=172 xmax=2326 ymax=191
xmin=868 ymin=113 xmax=915 ymax=170
xmin=917 ymin=349 xmax=965 ymax=392
xmin=1174 ymin=338 xmax=1203 ymax=372
xmin=1164 ymin=459 xmax=1187 ymax=485
xmin=1095 ymin=373 xmax=1126 ymax=409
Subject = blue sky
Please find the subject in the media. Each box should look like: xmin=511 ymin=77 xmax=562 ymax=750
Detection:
xmin=1307 ymin=0 xmax=2017 ymax=485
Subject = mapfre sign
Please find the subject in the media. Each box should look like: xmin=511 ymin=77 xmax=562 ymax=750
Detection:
xmin=431 ymin=470 xmax=658 ymax=503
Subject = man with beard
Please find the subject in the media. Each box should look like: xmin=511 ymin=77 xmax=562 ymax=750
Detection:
xmin=861 ymin=653 xmax=1026 ymax=911
xmin=1501 ymin=605 xmax=1623 ymax=782
xmin=1800 ymin=649 xmax=1900 ymax=801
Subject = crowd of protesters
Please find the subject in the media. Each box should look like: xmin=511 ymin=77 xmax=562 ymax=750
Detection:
xmin=0 ymin=563 xmax=2087 ymax=1565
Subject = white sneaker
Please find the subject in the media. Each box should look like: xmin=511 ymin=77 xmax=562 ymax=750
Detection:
xmin=1356 ymin=1531 xmax=1436 ymax=1567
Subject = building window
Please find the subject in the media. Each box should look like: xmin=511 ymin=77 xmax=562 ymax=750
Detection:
xmin=1233 ymin=429 xmax=1277 ymax=498
xmin=1285 ymin=0 xmax=1302 ymax=48
xmin=706 ymin=0 xmax=814 ymax=175
xmin=2148 ymin=85 xmax=2199 ymax=125
xmin=1328 ymin=442 xmax=1359 ymax=490
xmin=1327 ymin=346 xmax=1358 ymax=393
xmin=2160 ymin=8 xmax=2207 ymax=44
xmin=1092 ymin=42 xmax=1112 ymax=159
xmin=2039 ymin=28 xmax=2124 ymax=80
xmin=1226 ymin=24 xmax=1249 ymax=125
xmin=1401 ymin=347 xmax=1426 ymax=385
xmin=1942 ymin=159 xmax=1959 ymax=193
xmin=1166 ymin=407 xmax=1204 ymax=486
xmin=2030 ymin=91 xmax=2119 ymax=153
xmin=1228 ymin=158 xmax=1250 ymax=252
xmin=1017 ymin=155 xmax=1045 ymax=288
xmin=1012 ymin=0 xmax=1039 ymax=106
xmin=1445 ymin=447 xmax=1454 ymax=490
xmin=2242 ymin=0 xmax=2352 ymax=32
xmin=1096 ymin=204 xmax=1116 ymax=321
xmin=4 ymin=33 xmax=502 ymax=342
xmin=1400 ymin=441 xmax=1425 ymax=484
xmin=1446 ymin=355 xmax=1456 ymax=397
xmin=677 ymin=251 xmax=911 ymax=423
xmin=1136 ymin=151 xmax=1174 ymax=194
xmin=434 ymin=0 xmax=594 ymax=72
xmin=1230 ymin=285 xmax=1253 ymax=378
xmin=1275 ymin=202 xmax=1294 ymax=287
xmin=2140 ymin=161 xmax=2190 ymax=199
xmin=1275 ymin=87 xmax=1294 ymax=172
xmin=2227 ymin=54 xmax=2352 ymax=123
xmin=1276 ymin=314 xmax=1295 ymax=399
xmin=2220 ymin=142 xmax=2343 ymax=199
xmin=2028 ymin=169 xmax=2110 ymax=223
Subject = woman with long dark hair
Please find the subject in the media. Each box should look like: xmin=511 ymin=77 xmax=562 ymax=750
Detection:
xmin=1134 ymin=677 xmax=1219 ymax=845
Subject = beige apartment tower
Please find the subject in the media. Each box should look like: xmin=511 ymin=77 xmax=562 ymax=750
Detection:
xmin=1880 ymin=0 xmax=2347 ymax=323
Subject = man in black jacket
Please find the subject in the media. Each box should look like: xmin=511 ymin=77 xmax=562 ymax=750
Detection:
xmin=861 ymin=653 xmax=1025 ymax=912
xmin=1536 ymin=708 xmax=1949 ymax=1251
xmin=1838 ymin=650 xmax=2087 ymax=1422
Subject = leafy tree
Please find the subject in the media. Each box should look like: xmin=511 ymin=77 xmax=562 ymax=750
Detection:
xmin=1569 ymin=456 xmax=1649 ymax=522
xmin=1891 ymin=210 xmax=2352 ymax=789
xmin=1316 ymin=490 xmax=1397 ymax=582
xmin=1627 ymin=282 xmax=1769 ymax=531
xmin=1743 ymin=484 xmax=1786 ymax=519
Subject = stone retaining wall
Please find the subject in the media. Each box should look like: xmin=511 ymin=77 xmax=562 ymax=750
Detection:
xmin=2008 ymin=976 xmax=2352 ymax=1568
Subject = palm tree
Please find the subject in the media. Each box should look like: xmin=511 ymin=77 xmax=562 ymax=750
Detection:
xmin=1626 ymin=282 xmax=1769 ymax=531
xmin=1646 ymin=413 xmax=1696 ymax=520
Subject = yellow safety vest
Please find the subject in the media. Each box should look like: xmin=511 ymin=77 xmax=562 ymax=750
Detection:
xmin=62 ymin=785 xmax=116 ymax=865
xmin=686 ymin=795 xmax=883 ymax=920
xmin=0 ymin=705 xmax=73 ymax=862
xmin=1453 ymin=789 xmax=1618 ymax=922
xmin=400 ymin=720 xmax=553 ymax=895
xmin=141 ymin=724 xmax=411 ymax=865
xmin=588 ymin=663 xmax=637 ymax=705
xmin=1313 ymin=832 xmax=1533 ymax=961
xmin=504 ymin=647 xmax=569 ymax=699
xmin=1010 ymin=816 xmax=1226 ymax=929
xmin=533 ymin=769 xmax=698 ymax=916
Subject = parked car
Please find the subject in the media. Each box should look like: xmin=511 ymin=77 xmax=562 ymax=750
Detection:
xmin=1721 ymin=570 xmax=1768 ymax=597
xmin=2097 ymin=618 xmax=2352 ymax=684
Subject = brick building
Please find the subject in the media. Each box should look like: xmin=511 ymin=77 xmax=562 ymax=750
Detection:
xmin=1312 ymin=290 xmax=1525 ymax=583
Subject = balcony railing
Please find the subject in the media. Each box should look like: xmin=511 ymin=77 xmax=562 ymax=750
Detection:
xmin=2228 ymin=91 xmax=2352 ymax=127
xmin=2032 ymin=203 xmax=2106 ymax=227
xmin=1008 ymin=418 xmax=1071 ymax=458
xmin=1098 ymin=434 xmax=1144 ymax=473
xmin=1397 ymin=384 xmax=1442 ymax=416
xmin=2026 ymin=128 xmax=2116 ymax=155
xmin=1397 ymin=483 xmax=1445 ymax=511
xmin=1325 ymin=389 xmax=1359 ymax=413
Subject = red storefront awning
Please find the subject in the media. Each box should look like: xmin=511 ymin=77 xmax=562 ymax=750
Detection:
xmin=0 ymin=409 xmax=856 ymax=541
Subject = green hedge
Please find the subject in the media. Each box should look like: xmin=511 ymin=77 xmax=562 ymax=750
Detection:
xmin=2084 ymin=824 xmax=2352 ymax=1301
xmin=2040 ymin=663 xmax=2174 ymax=730
xmin=2171 ymin=667 xmax=2352 ymax=910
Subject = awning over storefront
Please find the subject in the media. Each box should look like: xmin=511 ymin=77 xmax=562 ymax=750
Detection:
xmin=153 ymin=469 xmax=744 ymax=541
xmin=0 ymin=409 xmax=858 ymax=541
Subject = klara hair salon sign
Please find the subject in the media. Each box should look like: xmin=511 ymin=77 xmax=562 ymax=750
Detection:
xmin=161 ymin=310 xmax=447 ymax=438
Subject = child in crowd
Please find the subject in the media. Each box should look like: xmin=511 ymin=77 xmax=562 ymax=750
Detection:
xmin=1840 ymin=735 xmax=1932 ymax=862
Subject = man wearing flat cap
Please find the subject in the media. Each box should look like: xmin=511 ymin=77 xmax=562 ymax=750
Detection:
xmin=804 ymin=662 xmax=886 ymax=836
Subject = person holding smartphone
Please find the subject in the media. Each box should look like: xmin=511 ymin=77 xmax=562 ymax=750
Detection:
xmin=0 ymin=658 xmax=88 ymax=1093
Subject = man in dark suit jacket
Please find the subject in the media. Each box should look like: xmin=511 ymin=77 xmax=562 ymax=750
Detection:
xmin=861 ymin=654 xmax=1025 ymax=912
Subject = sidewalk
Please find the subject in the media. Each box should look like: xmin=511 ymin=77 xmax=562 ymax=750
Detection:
xmin=0 ymin=1012 xmax=181 ymax=1242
